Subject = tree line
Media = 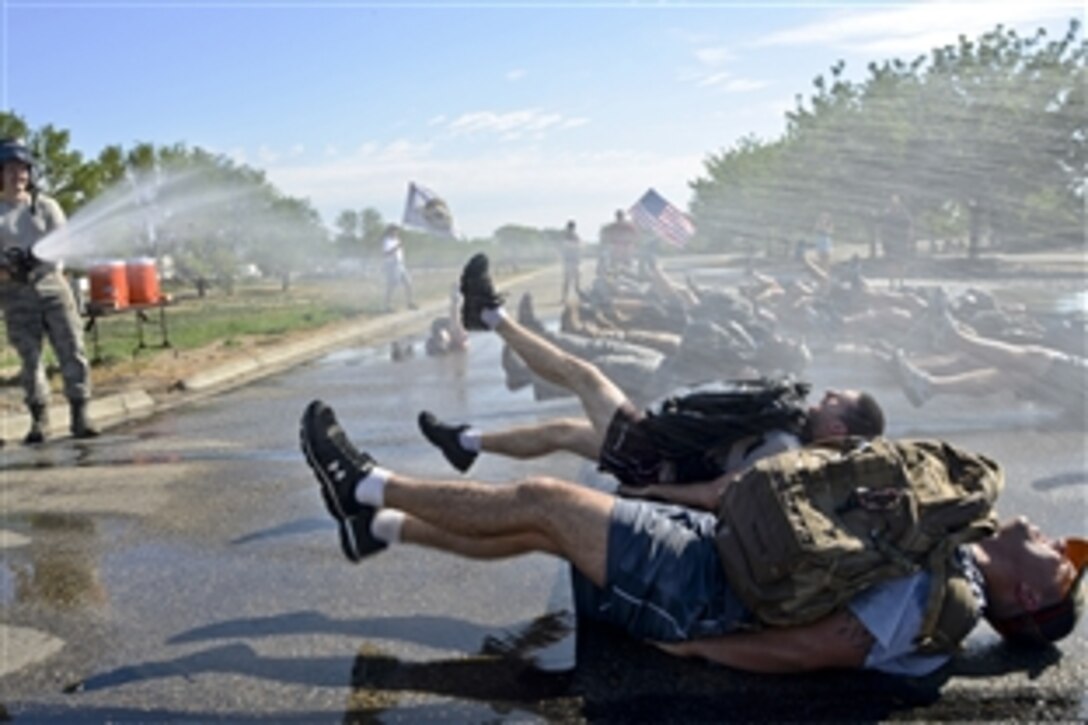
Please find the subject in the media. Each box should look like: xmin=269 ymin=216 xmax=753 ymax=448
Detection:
xmin=689 ymin=20 xmax=1085 ymax=258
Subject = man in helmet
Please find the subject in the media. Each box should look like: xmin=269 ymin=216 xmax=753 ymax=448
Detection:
xmin=0 ymin=138 xmax=98 ymax=444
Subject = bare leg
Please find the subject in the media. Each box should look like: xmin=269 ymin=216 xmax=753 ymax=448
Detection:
xmin=384 ymin=473 xmax=613 ymax=587
xmin=448 ymin=285 xmax=467 ymax=346
xmin=402 ymin=514 xmax=559 ymax=559
xmin=919 ymin=366 xmax=1007 ymax=398
xmin=946 ymin=320 xmax=1055 ymax=378
xmin=495 ymin=317 xmax=628 ymax=434
xmin=482 ymin=418 xmax=600 ymax=461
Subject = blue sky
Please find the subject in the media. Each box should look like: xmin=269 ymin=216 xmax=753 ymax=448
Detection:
xmin=1 ymin=1 xmax=1080 ymax=238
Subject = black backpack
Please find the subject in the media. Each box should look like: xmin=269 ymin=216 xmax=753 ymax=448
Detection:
xmin=640 ymin=378 xmax=810 ymax=483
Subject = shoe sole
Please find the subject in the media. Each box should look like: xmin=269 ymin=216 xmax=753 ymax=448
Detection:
xmin=299 ymin=414 xmax=362 ymax=563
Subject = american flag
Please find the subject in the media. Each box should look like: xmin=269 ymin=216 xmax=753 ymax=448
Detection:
xmin=628 ymin=188 xmax=696 ymax=248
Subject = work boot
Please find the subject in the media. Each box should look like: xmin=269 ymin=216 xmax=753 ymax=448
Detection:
xmin=418 ymin=411 xmax=477 ymax=473
xmin=460 ymin=254 xmax=504 ymax=331
xmin=299 ymin=400 xmax=385 ymax=563
xmin=69 ymin=400 xmax=100 ymax=439
xmin=517 ymin=293 xmax=546 ymax=334
xmin=24 ymin=403 xmax=49 ymax=445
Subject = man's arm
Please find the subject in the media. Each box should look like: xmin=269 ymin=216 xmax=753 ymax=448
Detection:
xmin=617 ymin=474 xmax=737 ymax=511
xmin=656 ymin=609 xmax=874 ymax=673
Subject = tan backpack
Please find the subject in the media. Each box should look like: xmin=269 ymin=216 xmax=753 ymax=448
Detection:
xmin=715 ymin=437 xmax=1003 ymax=654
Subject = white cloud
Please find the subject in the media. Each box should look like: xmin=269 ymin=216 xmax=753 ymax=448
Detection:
xmin=256 ymin=145 xmax=280 ymax=164
xmin=755 ymin=1 xmax=1075 ymax=55
xmin=442 ymin=109 xmax=589 ymax=140
xmin=682 ymin=42 xmax=765 ymax=94
xmin=505 ymin=68 xmax=527 ymax=81
xmin=261 ymin=145 xmax=703 ymax=238
xmin=427 ymin=114 xmax=447 ymax=126
xmin=694 ymin=46 xmax=732 ymax=66
xmin=685 ymin=68 xmax=768 ymax=94
xmin=720 ymin=78 xmax=769 ymax=93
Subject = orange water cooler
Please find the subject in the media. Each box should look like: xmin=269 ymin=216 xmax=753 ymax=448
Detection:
xmin=88 ymin=261 xmax=129 ymax=309
xmin=126 ymin=257 xmax=161 ymax=305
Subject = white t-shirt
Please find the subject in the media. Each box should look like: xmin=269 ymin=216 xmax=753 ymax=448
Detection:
xmin=382 ymin=234 xmax=404 ymax=265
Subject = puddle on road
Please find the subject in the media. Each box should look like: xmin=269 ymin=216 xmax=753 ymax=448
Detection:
xmin=0 ymin=513 xmax=121 ymax=610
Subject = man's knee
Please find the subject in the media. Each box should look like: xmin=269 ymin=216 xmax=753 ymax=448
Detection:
xmin=513 ymin=475 xmax=576 ymax=507
xmin=560 ymin=353 xmax=611 ymax=394
xmin=550 ymin=418 xmax=602 ymax=457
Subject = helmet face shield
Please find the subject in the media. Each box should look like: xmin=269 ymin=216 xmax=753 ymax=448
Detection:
xmin=0 ymin=139 xmax=37 ymax=189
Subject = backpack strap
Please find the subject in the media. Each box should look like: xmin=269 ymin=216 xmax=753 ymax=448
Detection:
xmin=914 ymin=524 xmax=995 ymax=653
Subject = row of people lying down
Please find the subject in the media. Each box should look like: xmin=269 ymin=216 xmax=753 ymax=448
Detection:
xmin=296 ymin=252 xmax=1086 ymax=682
xmin=743 ymin=253 xmax=1084 ymax=360
xmin=552 ymin=252 xmax=1086 ymax=424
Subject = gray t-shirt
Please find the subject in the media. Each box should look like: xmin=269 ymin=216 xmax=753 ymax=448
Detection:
xmin=0 ymin=194 xmax=65 ymax=254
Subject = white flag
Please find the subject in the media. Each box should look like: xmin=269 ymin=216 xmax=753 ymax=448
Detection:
xmin=402 ymin=182 xmax=458 ymax=238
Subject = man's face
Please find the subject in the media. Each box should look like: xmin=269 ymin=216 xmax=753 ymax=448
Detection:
xmin=1 ymin=160 xmax=29 ymax=192
xmin=996 ymin=517 xmax=1078 ymax=606
xmin=807 ymin=389 xmax=859 ymax=440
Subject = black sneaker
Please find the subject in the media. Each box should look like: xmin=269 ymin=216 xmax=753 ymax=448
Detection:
xmin=460 ymin=253 xmax=504 ymax=331
xmin=299 ymin=400 xmax=386 ymax=562
xmin=342 ymin=513 xmax=385 ymax=564
xmin=418 ymin=411 xmax=477 ymax=473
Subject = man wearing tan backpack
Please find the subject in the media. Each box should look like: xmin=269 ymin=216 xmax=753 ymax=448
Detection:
xmin=299 ymin=398 xmax=1085 ymax=675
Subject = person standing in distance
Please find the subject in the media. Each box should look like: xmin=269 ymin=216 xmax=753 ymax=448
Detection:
xmin=0 ymin=138 xmax=98 ymax=444
xmin=381 ymin=224 xmax=417 ymax=313
xmin=560 ymin=219 xmax=581 ymax=303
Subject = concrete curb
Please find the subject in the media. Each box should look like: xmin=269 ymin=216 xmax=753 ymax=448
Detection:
xmin=0 ymin=389 xmax=156 ymax=442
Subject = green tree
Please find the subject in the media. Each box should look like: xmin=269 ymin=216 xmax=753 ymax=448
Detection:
xmin=690 ymin=19 xmax=1086 ymax=258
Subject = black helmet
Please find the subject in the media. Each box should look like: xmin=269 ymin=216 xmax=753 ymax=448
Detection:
xmin=0 ymin=138 xmax=34 ymax=167
xmin=0 ymin=138 xmax=37 ymax=189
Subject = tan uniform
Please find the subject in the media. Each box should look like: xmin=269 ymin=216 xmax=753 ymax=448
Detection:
xmin=0 ymin=194 xmax=91 ymax=407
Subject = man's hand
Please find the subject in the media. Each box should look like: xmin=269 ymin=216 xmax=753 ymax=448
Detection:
xmin=653 ymin=608 xmax=874 ymax=673
xmin=2 ymin=247 xmax=33 ymax=283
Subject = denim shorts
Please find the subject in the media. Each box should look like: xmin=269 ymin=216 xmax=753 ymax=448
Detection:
xmin=570 ymin=498 xmax=752 ymax=642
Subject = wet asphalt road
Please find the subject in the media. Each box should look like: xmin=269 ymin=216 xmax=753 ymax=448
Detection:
xmin=1 ymin=263 xmax=1086 ymax=721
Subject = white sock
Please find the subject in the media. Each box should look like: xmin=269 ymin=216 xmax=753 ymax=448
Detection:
xmin=481 ymin=307 xmax=507 ymax=330
xmin=370 ymin=509 xmax=405 ymax=544
xmin=459 ymin=428 xmax=482 ymax=452
xmin=355 ymin=466 xmax=390 ymax=507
